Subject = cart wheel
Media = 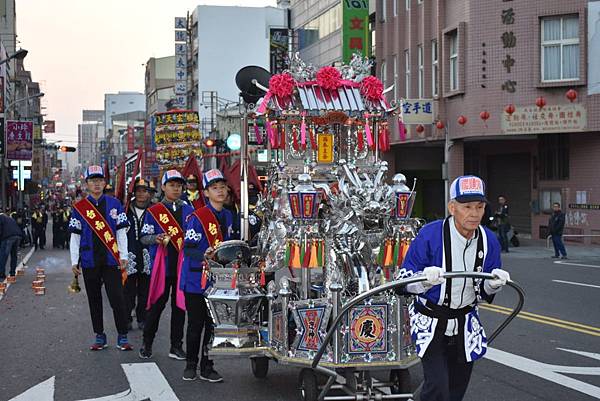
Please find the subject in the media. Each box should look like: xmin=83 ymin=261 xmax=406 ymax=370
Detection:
xmin=299 ymin=368 xmax=319 ymax=401
xmin=390 ymin=369 xmax=411 ymax=394
xmin=251 ymin=357 xmax=269 ymax=378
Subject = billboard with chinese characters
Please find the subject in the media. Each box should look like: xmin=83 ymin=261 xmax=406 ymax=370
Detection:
xmin=5 ymin=120 xmax=33 ymax=160
xmin=400 ymin=99 xmax=435 ymax=125
xmin=270 ymin=28 xmax=288 ymax=74
xmin=342 ymin=0 xmax=370 ymax=63
xmin=154 ymin=111 xmax=202 ymax=171
xmin=501 ymin=104 xmax=587 ymax=135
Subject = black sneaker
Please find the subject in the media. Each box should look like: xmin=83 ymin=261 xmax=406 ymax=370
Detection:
xmin=561 ymin=255 xmax=568 ymax=259
xmin=138 ymin=344 xmax=153 ymax=359
xmin=182 ymin=364 xmax=198 ymax=381
xmin=551 ymin=255 xmax=559 ymax=259
xmin=169 ymin=346 xmax=186 ymax=360
xmin=200 ymin=367 xmax=223 ymax=383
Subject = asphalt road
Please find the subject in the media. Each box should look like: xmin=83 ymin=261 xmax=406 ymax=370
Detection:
xmin=1 ymin=238 xmax=599 ymax=401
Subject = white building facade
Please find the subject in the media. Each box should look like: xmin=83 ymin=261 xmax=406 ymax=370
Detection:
xmin=190 ymin=5 xmax=287 ymax=134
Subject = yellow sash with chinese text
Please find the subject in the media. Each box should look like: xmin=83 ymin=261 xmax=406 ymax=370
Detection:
xmin=194 ymin=207 xmax=224 ymax=248
xmin=147 ymin=203 xmax=184 ymax=251
xmin=73 ymin=198 xmax=120 ymax=263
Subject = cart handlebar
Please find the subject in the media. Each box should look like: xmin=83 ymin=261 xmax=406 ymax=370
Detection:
xmin=311 ymin=271 xmax=525 ymax=368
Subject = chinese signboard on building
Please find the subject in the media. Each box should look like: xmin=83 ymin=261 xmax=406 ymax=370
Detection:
xmin=154 ymin=110 xmax=202 ymax=171
xmin=400 ymin=99 xmax=435 ymax=125
xmin=174 ymin=17 xmax=188 ymax=108
xmin=342 ymin=0 xmax=370 ymax=63
xmin=6 ymin=121 xmax=33 ymax=160
xmin=269 ymin=28 xmax=288 ymax=74
xmin=501 ymin=104 xmax=587 ymax=135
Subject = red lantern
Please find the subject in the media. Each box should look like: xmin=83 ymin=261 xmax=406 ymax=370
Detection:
xmin=457 ymin=115 xmax=468 ymax=126
xmin=436 ymin=121 xmax=445 ymax=130
xmin=416 ymin=124 xmax=425 ymax=133
xmin=566 ymin=89 xmax=577 ymax=102
xmin=479 ymin=111 xmax=490 ymax=121
xmin=504 ymin=104 xmax=516 ymax=115
xmin=535 ymin=96 xmax=546 ymax=109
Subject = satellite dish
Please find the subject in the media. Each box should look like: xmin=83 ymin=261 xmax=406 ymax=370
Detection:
xmin=235 ymin=65 xmax=271 ymax=104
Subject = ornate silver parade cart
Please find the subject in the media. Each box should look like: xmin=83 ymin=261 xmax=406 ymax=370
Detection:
xmin=203 ymin=55 xmax=525 ymax=401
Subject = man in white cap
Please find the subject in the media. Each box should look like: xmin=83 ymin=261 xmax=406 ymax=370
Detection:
xmin=69 ymin=165 xmax=132 ymax=351
xmin=138 ymin=169 xmax=194 ymax=361
xmin=398 ymin=175 xmax=510 ymax=401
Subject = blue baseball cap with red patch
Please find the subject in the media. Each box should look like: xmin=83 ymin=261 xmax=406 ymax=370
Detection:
xmin=84 ymin=165 xmax=105 ymax=180
xmin=203 ymin=169 xmax=226 ymax=188
xmin=161 ymin=169 xmax=186 ymax=185
xmin=450 ymin=175 xmax=488 ymax=203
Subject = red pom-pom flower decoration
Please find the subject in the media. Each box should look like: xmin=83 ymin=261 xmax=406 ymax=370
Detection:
xmin=316 ymin=66 xmax=342 ymax=90
xmin=268 ymin=73 xmax=295 ymax=98
xmin=360 ymin=76 xmax=384 ymax=102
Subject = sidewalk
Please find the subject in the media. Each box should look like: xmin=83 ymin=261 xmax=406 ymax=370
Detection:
xmin=503 ymin=237 xmax=600 ymax=261
xmin=0 ymin=246 xmax=36 ymax=301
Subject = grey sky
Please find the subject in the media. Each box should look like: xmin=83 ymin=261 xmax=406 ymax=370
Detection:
xmin=17 ymin=0 xmax=275 ymax=145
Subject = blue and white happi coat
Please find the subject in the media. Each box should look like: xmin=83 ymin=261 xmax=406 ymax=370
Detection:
xmin=398 ymin=218 xmax=502 ymax=362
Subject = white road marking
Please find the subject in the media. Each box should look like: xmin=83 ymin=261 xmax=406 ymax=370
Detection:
xmin=0 ymin=247 xmax=36 ymax=302
xmin=552 ymin=279 xmax=600 ymax=289
xmin=554 ymin=260 xmax=600 ymax=269
xmin=9 ymin=376 xmax=54 ymax=401
xmin=10 ymin=363 xmax=180 ymax=401
xmin=79 ymin=363 xmax=180 ymax=401
xmin=485 ymin=347 xmax=600 ymax=399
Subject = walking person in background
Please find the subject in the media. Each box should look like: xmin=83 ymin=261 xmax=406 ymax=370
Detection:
xmin=0 ymin=212 xmax=24 ymax=281
xmin=549 ymin=202 xmax=567 ymax=259
xmin=495 ymin=195 xmax=510 ymax=253
xmin=31 ymin=207 xmax=45 ymax=250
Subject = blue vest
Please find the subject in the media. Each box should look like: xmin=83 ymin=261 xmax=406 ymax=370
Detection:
xmin=68 ymin=195 xmax=129 ymax=268
xmin=180 ymin=203 xmax=233 ymax=294
xmin=140 ymin=200 xmax=194 ymax=277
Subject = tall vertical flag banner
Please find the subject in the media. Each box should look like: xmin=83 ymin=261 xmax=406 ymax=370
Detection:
xmin=342 ymin=0 xmax=370 ymax=63
xmin=174 ymin=17 xmax=188 ymax=108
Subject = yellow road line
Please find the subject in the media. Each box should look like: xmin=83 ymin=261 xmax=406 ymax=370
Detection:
xmin=479 ymin=304 xmax=600 ymax=337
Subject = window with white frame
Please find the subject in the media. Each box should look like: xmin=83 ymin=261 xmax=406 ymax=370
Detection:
xmin=404 ymin=50 xmax=411 ymax=97
xmin=406 ymin=0 xmax=410 ymax=11
xmin=449 ymin=31 xmax=458 ymax=91
xmin=432 ymin=39 xmax=439 ymax=96
xmin=541 ymin=15 xmax=579 ymax=81
xmin=418 ymin=45 xmax=424 ymax=98
xmin=393 ymin=55 xmax=398 ymax=101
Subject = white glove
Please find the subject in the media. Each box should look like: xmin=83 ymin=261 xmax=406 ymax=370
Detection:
xmin=488 ymin=269 xmax=510 ymax=289
xmin=423 ymin=266 xmax=445 ymax=286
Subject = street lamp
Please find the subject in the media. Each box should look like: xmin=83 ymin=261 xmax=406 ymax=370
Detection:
xmin=0 ymin=48 xmax=28 ymax=66
xmin=6 ymin=92 xmax=44 ymax=110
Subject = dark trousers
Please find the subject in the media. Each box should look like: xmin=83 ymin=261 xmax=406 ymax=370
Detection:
xmin=81 ymin=265 xmax=129 ymax=336
xmin=0 ymin=235 xmax=20 ymax=278
xmin=32 ymin=227 xmax=46 ymax=249
xmin=420 ymin=331 xmax=474 ymax=401
xmin=124 ymin=272 xmax=150 ymax=323
xmin=497 ymin=224 xmax=509 ymax=251
xmin=185 ymin=292 xmax=214 ymax=371
xmin=143 ymin=275 xmax=185 ymax=348
xmin=551 ymin=234 xmax=567 ymax=257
